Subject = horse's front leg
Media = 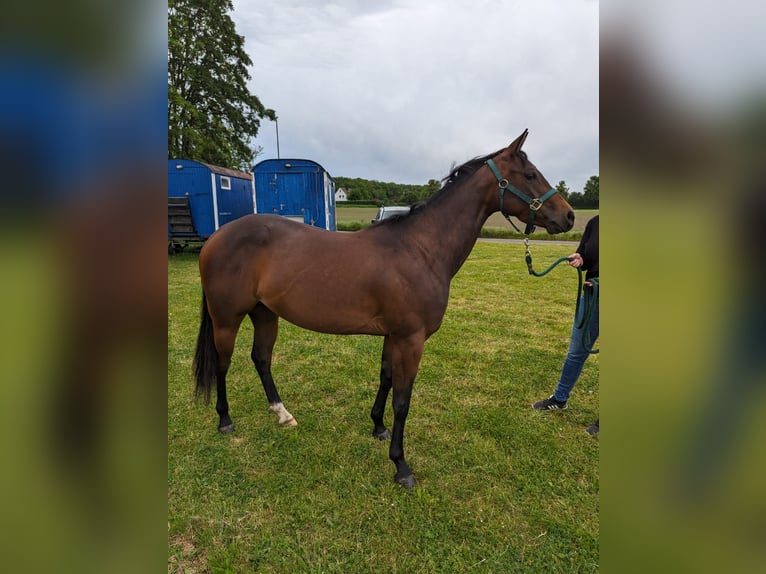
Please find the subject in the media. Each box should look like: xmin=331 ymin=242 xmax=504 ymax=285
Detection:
xmin=389 ymin=333 xmax=425 ymax=489
xmin=371 ymin=336 xmax=393 ymax=440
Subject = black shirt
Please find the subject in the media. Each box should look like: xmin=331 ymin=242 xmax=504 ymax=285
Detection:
xmin=577 ymin=215 xmax=599 ymax=281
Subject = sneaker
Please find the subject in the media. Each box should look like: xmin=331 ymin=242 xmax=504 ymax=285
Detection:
xmin=586 ymin=420 xmax=599 ymax=435
xmin=532 ymin=395 xmax=568 ymax=411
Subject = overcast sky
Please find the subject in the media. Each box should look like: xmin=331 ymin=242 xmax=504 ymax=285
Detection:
xmin=231 ymin=0 xmax=599 ymax=193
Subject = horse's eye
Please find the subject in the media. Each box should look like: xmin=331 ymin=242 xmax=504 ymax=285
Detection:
xmin=524 ymin=172 xmax=537 ymax=181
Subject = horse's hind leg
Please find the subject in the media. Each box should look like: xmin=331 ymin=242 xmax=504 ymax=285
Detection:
xmin=370 ymin=336 xmax=393 ymax=440
xmin=249 ymin=303 xmax=297 ymax=426
xmin=213 ymin=324 xmax=241 ymax=434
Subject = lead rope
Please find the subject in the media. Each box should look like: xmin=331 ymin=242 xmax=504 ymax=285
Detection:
xmin=523 ymin=236 xmax=573 ymax=277
xmin=576 ymin=276 xmax=599 ymax=354
xmin=522 ymin=236 xmax=599 ymax=355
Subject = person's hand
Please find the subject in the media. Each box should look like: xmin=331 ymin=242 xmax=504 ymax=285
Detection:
xmin=568 ymin=253 xmax=583 ymax=268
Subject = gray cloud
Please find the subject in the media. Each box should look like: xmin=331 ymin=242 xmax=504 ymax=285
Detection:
xmin=233 ymin=0 xmax=598 ymax=191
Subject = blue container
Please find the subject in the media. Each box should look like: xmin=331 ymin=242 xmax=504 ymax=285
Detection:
xmin=253 ymin=158 xmax=336 ymax=230
xmin=168 ymin=159 xmax=254 ymax=241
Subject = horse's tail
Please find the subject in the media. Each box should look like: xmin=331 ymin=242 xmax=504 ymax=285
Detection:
xmin=193 ymin=290 xmax=218 ymax=403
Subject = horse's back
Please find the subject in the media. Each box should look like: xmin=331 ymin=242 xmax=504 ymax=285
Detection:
xmin=200 ymin=215 xmax=369 ymax=318
xmin=200 ymin=215 xmax=329 ymax=269
xmin=203 ymin=213 xmax=320 ymax=247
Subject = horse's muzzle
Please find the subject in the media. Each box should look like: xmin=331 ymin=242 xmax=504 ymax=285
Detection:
xmin=545 ymin=209 xmax=575 ymax=234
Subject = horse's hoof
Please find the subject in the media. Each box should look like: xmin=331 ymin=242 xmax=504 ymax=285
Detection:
xmin=373 ymin=429 xmax=391 ymax=441
xmin=395 ymin=473 xmax=417 ymax=489
xmin=218 ymin=423 xmax=235 ymax=434
xmin=281 ymin=417 xmax=298 ymax=427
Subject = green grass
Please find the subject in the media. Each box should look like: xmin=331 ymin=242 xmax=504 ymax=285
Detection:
xmin=168 ymin=242 xmax=598 ymax=573
xmin=336 ymin=206 xmax=597 ymax=240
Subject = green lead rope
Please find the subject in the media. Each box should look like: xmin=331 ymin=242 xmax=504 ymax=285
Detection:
xmin=525 ymin=252 xmax=573 ymax=277
xmin=523 ymin=237 xmax=572 ymax=277
xmin=575 ymin=276 xmax=599 ymax=355
xmin=524 ymin=241 xmax=599 ymax=354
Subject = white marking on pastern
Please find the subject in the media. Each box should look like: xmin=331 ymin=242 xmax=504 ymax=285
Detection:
xmin=269 ymin=402 xmax=297 ymax=426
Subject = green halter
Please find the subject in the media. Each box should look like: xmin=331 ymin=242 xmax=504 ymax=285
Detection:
xmin=485 ymin=158 xmax=560 ymax=235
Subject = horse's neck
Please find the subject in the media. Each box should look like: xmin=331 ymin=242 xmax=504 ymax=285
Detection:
xmin=410 ymin=170 xmax=497 ymax=278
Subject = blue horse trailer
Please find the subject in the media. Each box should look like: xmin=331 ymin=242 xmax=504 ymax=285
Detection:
xmin=168 ymin=159 xmax=255 ymax=248
xmin=253 ymin=158 xmax=336 ymax=230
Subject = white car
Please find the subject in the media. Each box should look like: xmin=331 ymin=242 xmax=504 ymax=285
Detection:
xmin=372 ymin=205 xmax=411 ymax=223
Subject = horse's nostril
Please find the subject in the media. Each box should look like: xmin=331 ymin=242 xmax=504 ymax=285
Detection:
xmin=567 ymin=210 xmax=575 ymax=223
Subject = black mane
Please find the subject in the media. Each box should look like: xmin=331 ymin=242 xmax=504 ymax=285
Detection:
xmin=378 ymin=146 xmax=525 ymax=223
xmin=441 ymin=148 xmax=505 ymax=187
xmin=441 ymin=148 xmax=528 ymax=187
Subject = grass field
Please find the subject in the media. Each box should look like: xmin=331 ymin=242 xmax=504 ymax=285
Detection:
xmin=336 ymin=206 xmax=597 ymax=240
xmin=168 ymin=242 xmax=598 ymax=573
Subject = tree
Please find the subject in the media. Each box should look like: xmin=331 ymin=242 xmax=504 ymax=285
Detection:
xmin=583 ymin=175 xmax=599 ymax=207
xmin=568 ymin=191 xmax=584 ymax=207
xmin=334 ymin=177 xmax=434 ymax=204
xmin=555 ymin=180 xmax=570 ymax=201
xmin=168 ymin=0 xmax=274 ymax=170
xmin=424 ymin=179 xmax=442 ymax=199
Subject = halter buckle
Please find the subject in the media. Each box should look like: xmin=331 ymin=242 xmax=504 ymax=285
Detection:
xmin=529 ymin=199 xmax=543 ymax=211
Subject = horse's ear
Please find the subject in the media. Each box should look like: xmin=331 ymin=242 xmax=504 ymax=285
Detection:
xmin=509 ymin=129 xmax=529 ymax=152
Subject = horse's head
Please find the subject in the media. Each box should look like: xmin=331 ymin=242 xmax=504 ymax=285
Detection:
xmin=487 ymin=130 xmax=575 ymax=234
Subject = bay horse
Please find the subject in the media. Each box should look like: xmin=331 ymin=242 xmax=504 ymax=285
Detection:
xmin=193 ymin=130 xmax=574 ymax=488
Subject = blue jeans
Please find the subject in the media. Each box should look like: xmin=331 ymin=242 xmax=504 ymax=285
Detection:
xmin=553 ymin=294 xmax=599 ymax=403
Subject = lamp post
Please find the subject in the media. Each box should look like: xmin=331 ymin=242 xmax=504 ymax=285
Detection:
xmin=275 ymin=117 xmax=280 ymax=159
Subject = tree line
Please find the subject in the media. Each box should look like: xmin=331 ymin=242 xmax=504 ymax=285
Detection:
xmin=555 ymin=175 xmax=599 ymax=209
xmin=334 ymin=177 xmax=441 ymax=205
xmin=337 ymin=175 xmax=599 ymax=208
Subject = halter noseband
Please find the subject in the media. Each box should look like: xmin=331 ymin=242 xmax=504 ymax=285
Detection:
xmin=485 ymin=158 xmax=560 ymax=235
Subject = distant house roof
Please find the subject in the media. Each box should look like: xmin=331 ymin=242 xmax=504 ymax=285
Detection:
xmin=200 ymin=162 xmax=252 ymax=181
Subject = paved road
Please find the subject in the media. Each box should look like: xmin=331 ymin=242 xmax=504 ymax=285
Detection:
xmin=335 ymin=230 xmax=578 ymax=246
xmin=477 ymin=237 xmax=579 ymax=246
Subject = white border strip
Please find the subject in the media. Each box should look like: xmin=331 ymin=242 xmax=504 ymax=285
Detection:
xmin=210 ymin=173 xmax=220 ymax=230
